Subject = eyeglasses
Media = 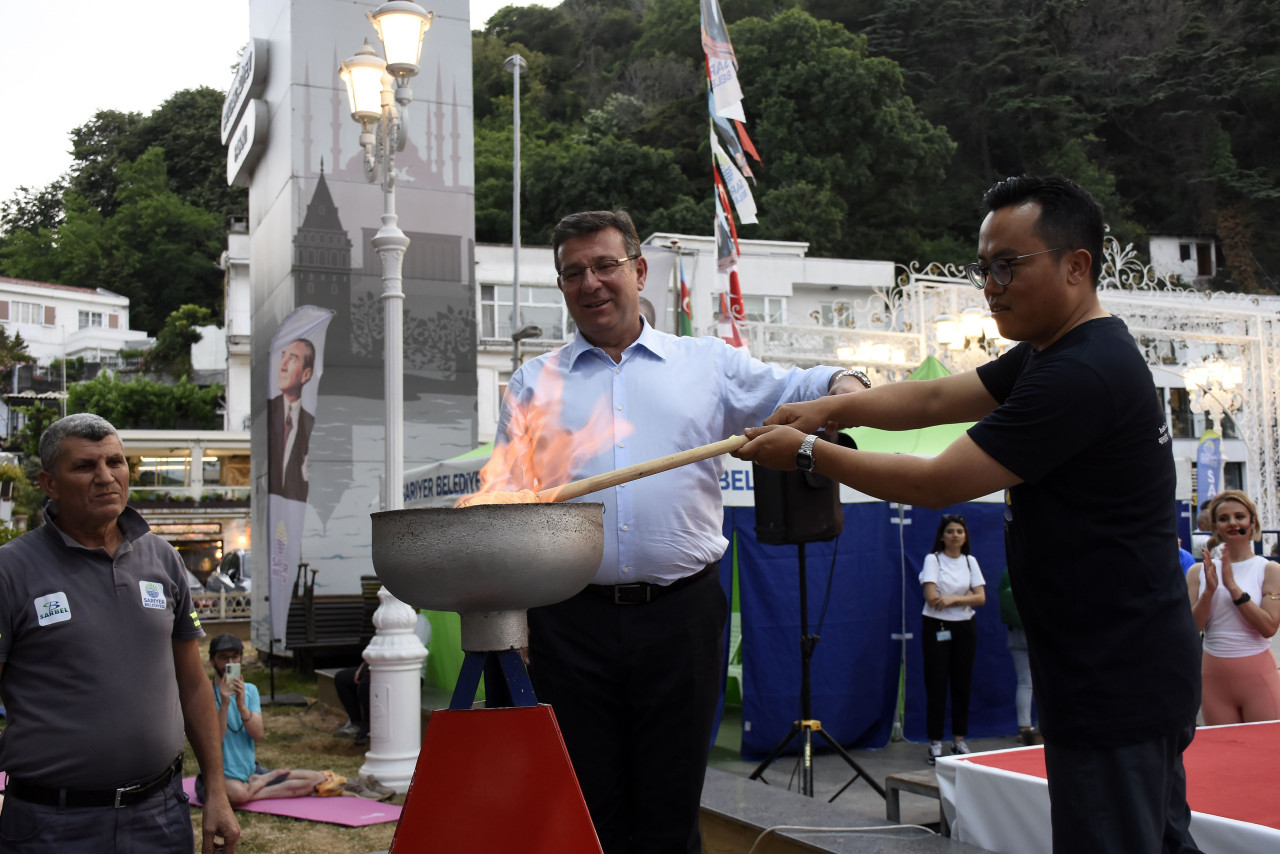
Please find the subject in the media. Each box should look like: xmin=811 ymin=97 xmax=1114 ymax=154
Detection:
xmin=557 ymin=254 xmax=639 ymax=287
xmin=963 ymin=248 xmax=1064 ymax=289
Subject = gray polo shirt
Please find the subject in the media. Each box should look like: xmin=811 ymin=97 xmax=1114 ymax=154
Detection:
xmin=0 ymin=505 xmax=203 ymax=788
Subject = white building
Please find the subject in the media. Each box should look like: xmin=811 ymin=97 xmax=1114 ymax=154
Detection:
xmin=1149 ymin=234 xmax=1218 ymax=286
xmin=0 ymin=276 xmax=152 ymax=366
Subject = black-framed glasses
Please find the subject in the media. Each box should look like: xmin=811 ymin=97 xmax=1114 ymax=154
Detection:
xmin=963 ymin=248 xmax=1065 ymax=289
xmin=558 ymin=254 xmax=640 ymax=287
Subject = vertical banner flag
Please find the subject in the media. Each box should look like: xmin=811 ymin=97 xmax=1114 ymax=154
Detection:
xmin=702 ymin=0 xmax=759 ymax=350
xmin=678 ymin=256 xmax=695 ymax=337
xmin=266 ymin=305 xmax=335 ymax=643
xmin=718 ymin=292 xmax=746 ymax=350
xmin=1196 ymin=429 xmax=1222 ymax=508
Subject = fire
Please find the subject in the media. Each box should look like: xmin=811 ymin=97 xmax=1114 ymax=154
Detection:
xmin=456 ymin=351 xmax=633 ymax=507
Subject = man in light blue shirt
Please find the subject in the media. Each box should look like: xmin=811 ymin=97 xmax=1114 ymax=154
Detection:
xmin=490 ymin=209 xmax=868 ymax=854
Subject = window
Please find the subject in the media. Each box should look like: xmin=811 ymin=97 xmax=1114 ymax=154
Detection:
xmin=1179 ymin=243 xmax=1193 ymax=262
xmin=133 ymin=457 xmax=190 ymax=487
xmin=78 ymin=310 xmax=103 ymax=329
xmin=1165 ymin=387 xmax=1196 ymax=439
xmin=480 ymin=284 xmax=570 ymax=340
xmin=716 ymin=294 xmax=786 ymax=324
xmin=14 ymin=302 xmax=42 ymax=325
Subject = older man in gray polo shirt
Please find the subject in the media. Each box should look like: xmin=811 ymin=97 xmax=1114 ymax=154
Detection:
xmin=0 ymin=414 xmax=239 ymax=853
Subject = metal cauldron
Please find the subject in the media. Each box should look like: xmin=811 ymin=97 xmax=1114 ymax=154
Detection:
xmin=371 ymin=502 xmax=604 ymax=651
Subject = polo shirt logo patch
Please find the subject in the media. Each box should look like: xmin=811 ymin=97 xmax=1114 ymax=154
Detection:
xmin=140 ymin=581 xmax=168 ymax=610
xmin=35 ymin=593 xmax=72 ymax=626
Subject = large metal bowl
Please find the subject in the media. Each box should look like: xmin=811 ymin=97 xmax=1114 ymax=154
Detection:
xmin=371 ymin=502 xmax=604 ymax=614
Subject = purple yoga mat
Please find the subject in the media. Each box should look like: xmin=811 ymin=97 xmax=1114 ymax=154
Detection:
xmin=182 ymin=777 xmax=401 ymax=827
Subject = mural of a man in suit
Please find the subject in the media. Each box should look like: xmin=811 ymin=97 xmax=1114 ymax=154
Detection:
xmin=268 ymin=338 xmax=316 ymax=502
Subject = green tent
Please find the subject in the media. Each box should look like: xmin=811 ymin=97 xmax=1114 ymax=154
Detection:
xmin=847 ymin=356 xmax=975 ymax=454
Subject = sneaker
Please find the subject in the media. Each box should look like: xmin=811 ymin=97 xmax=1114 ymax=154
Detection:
xmin=333 ymin=721 xmax=362 ymax=738
xmin=927 ymin=742 xmax=943 ymax=765
xmin=342 ymin=778 xmax=394 ymax=801
xmin=358 ymin=773 xmax=395 ymax=799
xmin=951 ymin=739 xmax=972 ymax=755
xmin=354 ymin=728 xmax=370 ymax=746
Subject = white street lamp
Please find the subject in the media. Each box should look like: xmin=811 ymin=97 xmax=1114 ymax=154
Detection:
xmin=338 ymin=0 xmax=433 ymax=793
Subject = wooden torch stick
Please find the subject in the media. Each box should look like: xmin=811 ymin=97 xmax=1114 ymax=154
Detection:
xmin=537 ymin=435 xmax=748 ymax=503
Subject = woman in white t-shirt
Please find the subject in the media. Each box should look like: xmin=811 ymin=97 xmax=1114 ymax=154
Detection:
xmin=1187 ymin=490 xmax=1280 ymax=724
xmin=920 ymin=513 xmax=986 ymax=764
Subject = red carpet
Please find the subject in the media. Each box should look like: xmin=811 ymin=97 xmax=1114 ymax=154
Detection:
xmin=959 ymin=721 xmax=1280 ymax=831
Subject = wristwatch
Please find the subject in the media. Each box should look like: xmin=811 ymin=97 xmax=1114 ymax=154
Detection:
xmin=1233 ymin=591 xmax=1251 ymax=607
xmin=830 ymin=368 xmax=872 ymax=390
xmin=795 ymin=434 xmax=819 ymax=472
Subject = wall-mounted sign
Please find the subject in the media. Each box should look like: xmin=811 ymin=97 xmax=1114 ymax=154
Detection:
xmin=227 ymin=99 xmax=270 ymax=188
xmin=221 ymin=37 xmax=269 ymax=145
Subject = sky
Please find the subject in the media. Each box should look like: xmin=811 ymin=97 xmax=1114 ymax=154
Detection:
xmin=0 ymin=1 xmax=553 ymax=207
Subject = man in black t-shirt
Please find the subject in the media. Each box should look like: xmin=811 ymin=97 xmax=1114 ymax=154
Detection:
xmin=738 ymin=176 xmax=1202 ymax=853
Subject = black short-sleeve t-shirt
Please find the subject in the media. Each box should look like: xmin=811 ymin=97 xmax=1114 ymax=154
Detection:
xmin=968 ymin=316 xmax=1200 ymax=746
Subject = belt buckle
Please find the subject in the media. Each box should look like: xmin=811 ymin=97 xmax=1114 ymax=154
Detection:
xmin=114 ymin=784 xmax=138 ymax=809
xmin=613 ymin=584 xmax=650 ymax=605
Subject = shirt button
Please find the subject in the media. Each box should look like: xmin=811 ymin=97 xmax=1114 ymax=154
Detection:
xmin=621 ymin=524 xmax=629 ymax=531
xmin=616 ymin=404 xmax=622 ymax=411
xmin=615 ymin=368 xmax=622 ymax=374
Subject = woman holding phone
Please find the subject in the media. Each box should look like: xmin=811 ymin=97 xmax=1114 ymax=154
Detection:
xmin=920 ymin=514 xmax=986 ymax=764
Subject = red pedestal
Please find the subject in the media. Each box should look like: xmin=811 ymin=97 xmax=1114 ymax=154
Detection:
xmin=389 ymin=705 xmax=603 ymax=853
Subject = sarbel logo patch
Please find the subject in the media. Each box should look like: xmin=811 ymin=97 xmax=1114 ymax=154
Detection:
xmin=140 ymin=580 xmax=168 ymax=610
xmin=35 ymin=592 xmax=72 ymax=626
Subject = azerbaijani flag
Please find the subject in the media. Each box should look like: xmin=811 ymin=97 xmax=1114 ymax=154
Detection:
xmin=678 ymin=256 xmax=694 ymax=337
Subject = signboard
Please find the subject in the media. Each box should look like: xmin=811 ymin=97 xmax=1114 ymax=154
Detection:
xmin=227 ymin=99 xmax=270 ymax=188
xmin=221 ymin=37 xmax=269 ymax=144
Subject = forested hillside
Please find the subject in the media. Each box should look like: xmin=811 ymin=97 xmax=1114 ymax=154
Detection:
xmin=2 ymin=0 xmax=1274 ymax=329
xmin=475 ymin=0 xmax=1279 ymax=290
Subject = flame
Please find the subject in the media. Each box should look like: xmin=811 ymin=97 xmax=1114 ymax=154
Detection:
xmin=456 ymin=351 xmax=633 ymax=507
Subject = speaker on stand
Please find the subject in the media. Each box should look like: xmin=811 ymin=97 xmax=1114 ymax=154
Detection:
xmin=746 ymin=432 xmax=885 ymax=801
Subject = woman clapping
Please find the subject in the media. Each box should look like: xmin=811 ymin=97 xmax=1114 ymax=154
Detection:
xmin=1187 ymin=490 xmax=1280 ymax=724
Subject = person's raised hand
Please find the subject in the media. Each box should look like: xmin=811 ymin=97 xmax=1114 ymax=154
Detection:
xmin=1201 ymin=549 xmax=1219 ymax=596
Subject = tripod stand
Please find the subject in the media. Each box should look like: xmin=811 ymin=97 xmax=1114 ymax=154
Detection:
xmin=749 ymin=543 xmax=885 ymax=801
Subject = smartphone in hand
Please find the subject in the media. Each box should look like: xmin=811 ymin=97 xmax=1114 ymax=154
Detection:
xmin=225 ymin=661 xmax=241 ymax=682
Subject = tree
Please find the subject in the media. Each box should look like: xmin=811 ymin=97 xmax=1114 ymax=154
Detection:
xmin=68 ymin=374 xmax=223 ymax=430
xmin=0 ymin=327 xmax=32 ymax=391
xmin=0 ymin=148 xmax=224 ymax=333
xmin=145 ymin=305 xmax=219 ymax=378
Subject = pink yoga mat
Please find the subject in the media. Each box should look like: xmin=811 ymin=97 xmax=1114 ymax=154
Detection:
xmin=182 ymin=777 xmax=401 ymax=827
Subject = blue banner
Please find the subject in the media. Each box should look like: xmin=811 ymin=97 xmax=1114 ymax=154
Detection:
xmin=1196 ymin=430 xmax=1222 ymax=508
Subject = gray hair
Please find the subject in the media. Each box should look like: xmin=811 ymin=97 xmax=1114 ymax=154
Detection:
xmin=39 ymin=413 xmax=119 ymax=473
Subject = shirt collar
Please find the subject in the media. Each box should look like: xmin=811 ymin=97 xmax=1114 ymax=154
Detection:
xmin=563 ymin=317 xmax=669 ymax=369
xmin=43 ymin=503 xmax=150 ymax=549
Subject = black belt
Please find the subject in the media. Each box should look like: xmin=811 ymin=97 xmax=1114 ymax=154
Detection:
xmin=5 ymin=755 xmax=182 ymax=809
xmin=584 ymin=563 xmax=717 ymax=605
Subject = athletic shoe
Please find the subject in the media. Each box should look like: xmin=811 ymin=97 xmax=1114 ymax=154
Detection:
xmin=927 ymin=742 xmax=943 ymax=765
xmin=343 ymin=778 xmax=394 ymax=801
xmin=359 ymin=773 xmax=395 ymax=799
xmin=354 ymin=728 xmax=370 ymax=746
xmin=951 ymin=739 xmax=972 ymax=755
xmin=333 ymin=721 xmax=362 ymax=738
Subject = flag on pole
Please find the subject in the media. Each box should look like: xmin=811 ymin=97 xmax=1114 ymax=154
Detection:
xmin=678 ymin=256 xmax=694 ymax=337
xmin=718 ymin=292 xmax=747 ymax=350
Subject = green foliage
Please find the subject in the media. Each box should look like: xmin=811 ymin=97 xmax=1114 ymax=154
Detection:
xmin=13 ymin=404 xmax=62 ymax=461
xmin=1 ymin=148 xmax=224 ymax=333
xmin=67 ymin=374 xmax=223 ymax=430
xmin=146 ymin=304 xmax=218 ymax=377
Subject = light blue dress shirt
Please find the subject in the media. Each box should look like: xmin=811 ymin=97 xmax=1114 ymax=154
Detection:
xmin=494 ymin=322 xmax=838 ymax=585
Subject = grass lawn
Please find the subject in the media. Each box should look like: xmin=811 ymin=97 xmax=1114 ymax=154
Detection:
xmin=185 ymin=638 xmax=401 ymax=854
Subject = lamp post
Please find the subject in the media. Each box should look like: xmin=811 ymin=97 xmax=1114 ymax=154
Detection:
xmin=504 ymin=53 xmax=529 ymax=375
xmin=339 ymin=0 xmax=433 ymax=791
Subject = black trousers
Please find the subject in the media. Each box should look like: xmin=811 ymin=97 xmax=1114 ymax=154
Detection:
xmin=1043 ymin=721 xmax=1201 ymax=853
xmin=334 ymin=663 xmax=369 ymax=728
xmin=527 ymin=565 xmax=727 ymax=854
xmin=921 ymin=615 xmax=977 ymax=741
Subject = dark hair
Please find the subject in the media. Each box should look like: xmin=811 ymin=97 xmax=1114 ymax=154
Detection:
xmin=288 ymin=337 xmax=316 ymax=372
xmin=39 ymin=414 xmax=119 ymax=473
xmin=551 ymin=209 xmax=642 ymax=271
xmin=982 ymin=176 xmax=1104 ymax=286
xmin=208 ymin=634 xmax=244 ymax=655
xmin=931 ymin=513 xmax=971 ymax=555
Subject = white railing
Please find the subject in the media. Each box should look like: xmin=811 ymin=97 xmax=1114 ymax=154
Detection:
xmin=192 ymin=590 xmax=252 ymax=622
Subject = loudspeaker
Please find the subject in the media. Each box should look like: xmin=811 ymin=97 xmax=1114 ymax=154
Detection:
xmin=752 ymin=434 xmax=853 ymax=545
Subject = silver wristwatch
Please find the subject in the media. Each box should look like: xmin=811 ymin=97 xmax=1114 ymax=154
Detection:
xmin=830 ymin=368 xmax=872 ymax=390
xmin=795 ymin=434 xmax=819 ymax=472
